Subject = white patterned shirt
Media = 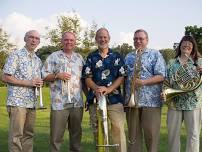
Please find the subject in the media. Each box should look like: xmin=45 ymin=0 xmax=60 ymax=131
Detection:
xmin=42 ymin=50 xmax=84 ymax=110
xmin=3 ymin=47 xmax=42 ymax=108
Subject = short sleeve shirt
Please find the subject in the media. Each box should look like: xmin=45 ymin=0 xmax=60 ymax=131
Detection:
xmin=125 ymin=48 xmax=166 ymax=107
xmin=166 ymin=58 xmax=202 ymax=110
xmin=82 ymin=49 xmax=127 ymax=105
xmin=42 ymin=50 xmax=84 ymax=110
xmin=3 ymin=47 xmax=42 ymax=108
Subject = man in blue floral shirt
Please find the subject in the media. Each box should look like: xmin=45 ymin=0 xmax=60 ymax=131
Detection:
xmin=125 ymin=29 xmax=166 ymax=152
xmin=83 ymin=28 xmax=127 ymax=152
xmin=2 ymin=30 xmax=43 ymax=152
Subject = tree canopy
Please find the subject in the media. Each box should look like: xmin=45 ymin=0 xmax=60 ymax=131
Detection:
xmin=185 ymin=25 xmax=202 ymax=54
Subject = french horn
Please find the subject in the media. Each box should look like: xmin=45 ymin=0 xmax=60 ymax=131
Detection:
xmin=163 ymin=55 xmax=202 ymax=102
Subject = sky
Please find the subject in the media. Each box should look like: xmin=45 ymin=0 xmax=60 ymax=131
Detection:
xmin=0 ymin=0 xmax=202 ymax=50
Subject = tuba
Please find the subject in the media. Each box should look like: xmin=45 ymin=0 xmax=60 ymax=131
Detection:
xmin=163 ymin=55 xmax=202 ymax=102
xmin=97 ymin=95 xmax=119 ymax=152
xmin=127 ymin=49 xmax=142 ymax=107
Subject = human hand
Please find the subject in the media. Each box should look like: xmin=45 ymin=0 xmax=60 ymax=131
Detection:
xmin=160 ymin=92 xmax=166 ymax=102
xmin=196 ymin=66 xmax=202 ymax=74
xmin=134 ymin=78 xmax=144 ymax=88
xmin=31 ymin=78 xmax=43 ymax=87
xmin=96 ymin=86 xmax=112 ymax=96
xmin=56 ymin=72 xmax=71 ymax=81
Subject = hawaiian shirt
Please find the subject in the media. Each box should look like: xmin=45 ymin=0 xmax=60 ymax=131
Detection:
xmin=42 ymin=50 xmax=84 ymax=110
xmin=125 ymin=48 xmax=166 ymax=107
xmin=3 ymin=47 xmax=42 ymax=108
xmin=82 ymin=49 xmax=127 ymax=105
xmin=166 ymin=57 xmax=202 ymax=110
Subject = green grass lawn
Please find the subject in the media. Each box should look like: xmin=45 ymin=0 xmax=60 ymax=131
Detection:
xmin=0 ymin=87 xmax=201 ymax=152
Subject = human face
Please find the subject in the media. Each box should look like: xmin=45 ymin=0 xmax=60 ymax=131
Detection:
xmin=61 ymin=33 xmax=76 ymax=53
xmin=180 ymin=41 xmax=193 ymax=56
xmin=133 ymin=32 xmax=148 ymax=50
xmin=95 ymin=29 xmax=110 ymax=51
xmin=24 ymin=31 xmax=40 ymax=52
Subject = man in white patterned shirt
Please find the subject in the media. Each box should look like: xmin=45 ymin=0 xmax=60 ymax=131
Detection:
xmin=2 ymin=30 xmax=43 ymax=152
xmin=42 ymin=32 xmax=86 ymax=152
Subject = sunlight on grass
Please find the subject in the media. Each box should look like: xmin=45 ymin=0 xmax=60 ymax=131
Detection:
xmin=0 ymin=87 xmax=201 ymax=151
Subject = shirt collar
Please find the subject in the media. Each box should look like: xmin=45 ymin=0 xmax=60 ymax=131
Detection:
xmin=23 ymin=47 xmax=36 ymax=59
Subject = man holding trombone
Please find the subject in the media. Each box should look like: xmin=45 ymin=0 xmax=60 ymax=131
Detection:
xmin=42 ymin=32 xmax=85 ymax=152
xmin=124 ymin=29 xmax=166 ymax=152
xmin=83 ymin=28 xmax=127 ymax=152
xmin=2 ymin=30 xmax=43 ymax=152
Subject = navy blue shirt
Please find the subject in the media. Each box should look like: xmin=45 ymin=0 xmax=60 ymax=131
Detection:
xmin=82 ymin=49 xmax=127 ymax=105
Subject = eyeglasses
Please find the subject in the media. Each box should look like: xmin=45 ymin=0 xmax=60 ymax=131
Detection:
xmin=133 ymin=37 xmax=146 ymax=41
xmin=28 ymin=35 xmax=40 ymax=41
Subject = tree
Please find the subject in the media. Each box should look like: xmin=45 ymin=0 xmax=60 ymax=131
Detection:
xmin=185 ymin=25 xmax=202 ymax=54
xmin=0 ymin=27 xmax=15 ymax=53
xmin=47 ymin=13 xmax=82 ymax=48
xmin=113 ymin=43 xmax=133 ymax=57
xmin=36 ymin=45 xmax=59 ymax=62
xmin=0 ymin=51 xmax=8 ymax=86
xmin=160 ymin=48 xmax=175 ymax=64
xmin=81 ymin=21 xmax=98 ymax=58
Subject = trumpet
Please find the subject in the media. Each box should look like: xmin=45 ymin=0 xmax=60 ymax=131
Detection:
xmin=97 ymin=95 xmax=119 ymax=152
xmin=61 ymin=67 xmax=72 ymax=103
xmin=35 ymin=87 xmax=46 ymax=109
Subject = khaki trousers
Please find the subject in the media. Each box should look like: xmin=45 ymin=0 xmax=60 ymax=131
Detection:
xmin=167 ymin=108 xmax=202 ymax=152
xmin=7 ymin=106 xmax=36 ymax=152
xmin=126 ymin=107 xmax=161 ymax=152
xmin=50 ymin=107 xmax=83 ymax=152
xmin=89 ymin=103 xmax=127 ymax=152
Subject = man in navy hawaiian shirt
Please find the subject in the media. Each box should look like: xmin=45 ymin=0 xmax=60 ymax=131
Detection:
xmin=83 ymin=28 xmax=127 ymax=152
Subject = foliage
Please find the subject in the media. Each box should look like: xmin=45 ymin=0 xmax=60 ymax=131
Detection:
xmin=0 ymin=51 xmax=8 ymax=86
xmin=113 ymin=43 xmax=133 ymax=58
xmin=0 ymin=27 xmax=15 ymax=53
xmin=81 ymin=21 xmax=98 ymax=58
xmin=185 ymin=25 xmax=202 ymax=54
xmin=36 ymin=45 xmax=59 ymax=63
xmin=47 ymin=14 xmax=82 ymax=48
xmin=160 ymin=48 xmax=175 ymax=64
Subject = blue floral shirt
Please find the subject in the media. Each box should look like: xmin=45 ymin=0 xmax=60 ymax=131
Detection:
xmin=3 ymin=47 xmax=42 ymax=108
xmin=125 ymin=48 xmax=166 ymax=107
xmin=82 ymin=49 xmax=127 ymax=105
xmin=166 ymin=58 xmax=202 ymax=110
xmin=42 ymin=50 xmax=84 ymax=110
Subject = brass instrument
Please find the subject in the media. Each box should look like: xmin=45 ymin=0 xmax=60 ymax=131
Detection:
xmin=127 ymin=49 xmax=142 ymax=107
xmin=97 ymin=95 xmax=119 ymax=152
xmin=163 ymin=55 xmax=202 ymax=102
xmin=61 ymin=67 xmax=72 ymax=103
xmin=35 ymin=87 xmax=46 ymax=109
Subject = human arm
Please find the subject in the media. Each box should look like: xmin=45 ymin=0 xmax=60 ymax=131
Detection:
xmin=2 ymin=73 xmax=43 ymax=87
